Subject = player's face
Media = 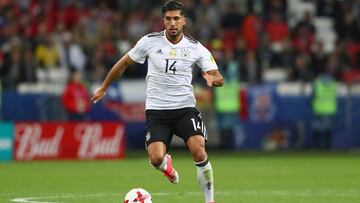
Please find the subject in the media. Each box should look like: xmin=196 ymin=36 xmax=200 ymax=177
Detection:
xmin=164 ymin=10 xmax=186 ymax=39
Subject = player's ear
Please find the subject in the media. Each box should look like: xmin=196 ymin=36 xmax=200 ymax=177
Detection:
xmin=183 ymin=17 xmax=187 ymax=26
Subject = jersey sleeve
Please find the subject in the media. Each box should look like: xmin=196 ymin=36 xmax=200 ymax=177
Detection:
xmin=196 ymin=43 xmax=218 ymax=72
xmin=128 ymin=36 xmax=148 ymax=64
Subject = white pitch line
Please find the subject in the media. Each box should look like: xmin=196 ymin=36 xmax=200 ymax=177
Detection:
xmin=11 ymin=194 xmax=110 ymax=203
xmin=10 ymin=190 xmax=360 ymax=203
xmin=11 ymin=193 xmax=178 ymax=203
xmin=10 ymin=192 xmax=227 ymax=203
xmin=11 ymin=196 xmax=61 ymax=203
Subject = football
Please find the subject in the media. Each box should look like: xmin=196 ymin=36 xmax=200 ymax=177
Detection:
xmin=124 ymin=188 xmax=152 ymax=203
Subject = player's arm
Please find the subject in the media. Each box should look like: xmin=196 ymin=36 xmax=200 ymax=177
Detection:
xmin=91 ymin=54 xmax=135 ymax=103
xmin=196 ymin=42 xmax=224 ymax=87
xmin=202 ymin=69 xmax=224 ymax=87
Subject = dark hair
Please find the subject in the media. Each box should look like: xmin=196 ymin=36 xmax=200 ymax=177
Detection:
xmin=162 ymin=0 xmax=185 ymax=15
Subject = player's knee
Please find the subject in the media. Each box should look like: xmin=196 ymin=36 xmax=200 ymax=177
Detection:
xmin=192 ymin=149 xmax=207 ymax=163
xmin=148 ymin=153 xmax=164 ymax=167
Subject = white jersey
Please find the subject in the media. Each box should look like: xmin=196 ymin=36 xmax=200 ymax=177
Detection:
xmin=128 ymin=30 xmax=218 ymax=110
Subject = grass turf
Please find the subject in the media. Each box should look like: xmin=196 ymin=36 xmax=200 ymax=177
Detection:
xmin=0 ymin=151 xmax=360 ymax=203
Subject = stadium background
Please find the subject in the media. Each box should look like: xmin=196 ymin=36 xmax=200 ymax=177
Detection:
xmin=0 ymin=0 xmax=360 ymax=202
xmin=1 ymin=0 xmax=360 ymax=152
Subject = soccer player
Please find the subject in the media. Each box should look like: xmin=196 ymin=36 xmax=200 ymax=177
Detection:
xmin=91 ymin=1 xmax=224 ymax=202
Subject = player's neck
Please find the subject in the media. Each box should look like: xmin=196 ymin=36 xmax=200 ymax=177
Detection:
xmin=165 ymin=33 xmax=183 ymax=44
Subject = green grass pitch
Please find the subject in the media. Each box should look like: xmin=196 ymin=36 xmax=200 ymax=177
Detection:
xmin=1 ymin=151 xmax=360 ymax=203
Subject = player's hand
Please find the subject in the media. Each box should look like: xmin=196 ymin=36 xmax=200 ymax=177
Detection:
xmin=91 ymin=86 xmax=106 ymax=103
xmin=202 ymin=70 xmax=224 ymax=87
xmin=202 ymin=71 xmax=214 ymax=87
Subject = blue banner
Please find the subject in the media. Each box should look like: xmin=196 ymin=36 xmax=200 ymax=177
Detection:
xmin=0 ymin=122 xmax=14 ymax=161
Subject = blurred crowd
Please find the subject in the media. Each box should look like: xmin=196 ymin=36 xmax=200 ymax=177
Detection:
xmin=0 ymin=0 xmax=360 ymax=90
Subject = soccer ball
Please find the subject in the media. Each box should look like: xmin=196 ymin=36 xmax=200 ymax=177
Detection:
xmin=124 ymin=188 xmax=152 ymax=203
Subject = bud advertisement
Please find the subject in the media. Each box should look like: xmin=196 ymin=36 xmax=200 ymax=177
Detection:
xmin=14 ymin=122 xmax=125 ymax=160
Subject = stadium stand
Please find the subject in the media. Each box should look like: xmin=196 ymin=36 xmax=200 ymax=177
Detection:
xmin=0 ymin=0 xmax=360 ymax=150
xmin=0 ymin=0 xmax=359 ymax=89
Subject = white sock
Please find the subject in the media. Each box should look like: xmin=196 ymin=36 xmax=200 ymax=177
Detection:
xmin=195 ymin=158 xmax=214 ymax=203
xmin=152 ymin=157 xmax=167 ymax=172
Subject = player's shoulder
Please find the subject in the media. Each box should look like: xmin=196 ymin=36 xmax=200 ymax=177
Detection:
xmin=184 ymin=34 xmax=198 ymax=44
xmin=147 ymin=31 xmax=165 ymax=38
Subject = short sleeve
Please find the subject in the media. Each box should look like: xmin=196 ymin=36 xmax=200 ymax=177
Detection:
xmin=128 ymin=36 xmax=148 ymax=64
xmin=196 ymin=43 xmax=218 ymax=72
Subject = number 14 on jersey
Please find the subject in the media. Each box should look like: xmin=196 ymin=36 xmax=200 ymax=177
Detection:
xmin=165 ymin=59 xmax=177 ymax=74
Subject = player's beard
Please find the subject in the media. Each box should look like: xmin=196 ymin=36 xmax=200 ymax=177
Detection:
xmin=167 ymin=28 xmax=182 ymax=40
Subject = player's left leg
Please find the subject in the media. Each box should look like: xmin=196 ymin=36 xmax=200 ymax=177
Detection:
xmin=187 ymin=135 xmax=215 ymax=203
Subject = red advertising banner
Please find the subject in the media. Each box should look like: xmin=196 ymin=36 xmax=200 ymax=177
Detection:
xmin=14 ymin=122 xmax=126 ymax=160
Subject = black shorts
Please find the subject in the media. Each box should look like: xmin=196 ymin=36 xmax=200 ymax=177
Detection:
xmin=145 ymin=107 xmax=207 ymax=147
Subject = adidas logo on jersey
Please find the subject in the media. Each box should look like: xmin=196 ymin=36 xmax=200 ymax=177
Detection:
xmin=156 ymin=49 xmax=163 ymax=54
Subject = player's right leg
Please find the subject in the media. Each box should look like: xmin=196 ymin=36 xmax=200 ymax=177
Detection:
xmin=147 ymin=141 xmax=179 ymax=184
xmin=145 ymin=109 xmax=179 ymax=184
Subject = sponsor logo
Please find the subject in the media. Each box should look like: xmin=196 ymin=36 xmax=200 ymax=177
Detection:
xmin=75 ymin=123 xmax=124 ymax=159
xmin=15 ymin=124 xmax=63 ymax=160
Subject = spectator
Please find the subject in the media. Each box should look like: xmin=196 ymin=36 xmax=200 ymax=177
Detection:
xmin=335 ymin=12 xmax=360 ymax=42
xmin=279 ymin=38 xmax=296 ymax=70
xmin=20 ymin=44 xmax=37 ymax=83
xmin=310 ymin=41 xmax=328 ymax=76
xmin=263 ymin=0 xmax=287 ymax=21
xmin=195 ymin=0 xmax=219 ymax=42
xmin=85 ymin=44 xmax=107 ymax=82
xmin=288 ymin=54 xmax=313 ymax=82
xmin=316 ymin=0 xmax=335 ymax=17
xmin=0 ymin=40 xmax=36 ymax=88
xmin=258 ymin=33 xmax=272 ymax=70
xmin=246 ymin=51 xmax=261 ymax=84
xmin=292 ymin=25 xmax=314 ymax=54
xmin=1 ymin=37 xmax=23 ymax=89
xmin=220 ymin=1 xmax=243 ymax=50
xmin=294 ymin=10 xmax=315 ymax=34
xmin=327 ymin=42 xmax=352 ymax=80
xmin=34 ymin=34 xmax=60 ymax=69
xmin=61 ymin=68 xmax=90 ymax=121
xmin=59 ymin=0 xmax=80 ymax=31
xmin=265 ymin=11 xmax=289 ymax=67
xmin=311 ymin=72 xmax=338 ymax=149
xmin=58 ymin=31 xmax=87 ymax=71
xmin=242 ymin=11 xmax=261 ymax=51
xmin=265 ymin=11 xmax=289 ymax=45
xmin=293 ymin=10 xmax=315 ymax=54
xmin=214 ymin=50 xmax=240 ymax=149
xmin=233 ymin=37 xmax=247 ymax=81
xmin=127 ymin=9 xmax=149 ymax=41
